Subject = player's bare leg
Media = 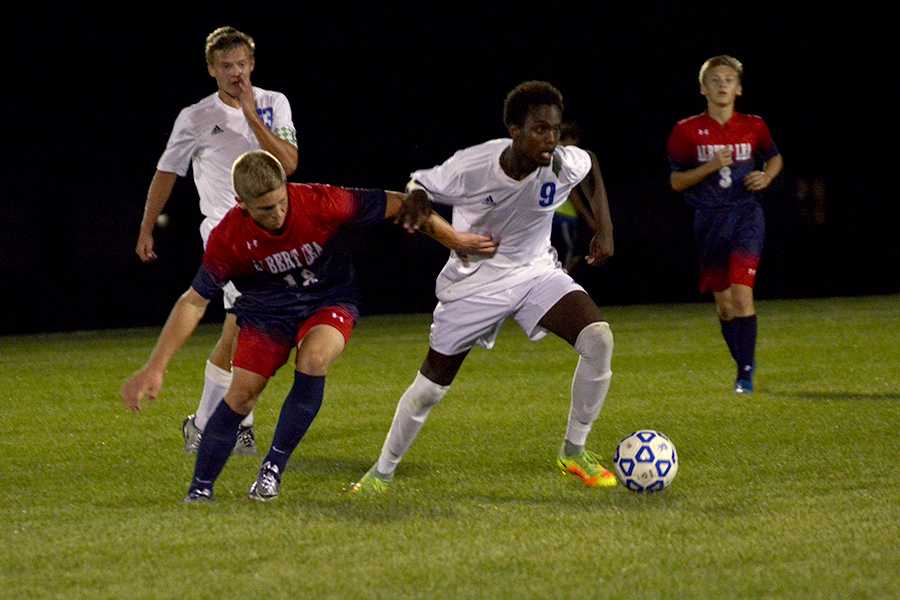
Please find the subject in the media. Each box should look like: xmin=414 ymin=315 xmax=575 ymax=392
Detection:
xmin=185 ymin=368 xmax=268 ymax=502
xmin=250 ymin=325 xmax=345 ymax=502
xmin=715 ymin=284 xmax=757 ymax=393
xmin=350 ymin=348 xmax=468 ymax=495
xmin=419 ymin=348 xmax=469 ymax=386
xmin=209 ymin=312 xmax=239 ymax=371
xmin=540 ymin=291 xmax=617 ymax=487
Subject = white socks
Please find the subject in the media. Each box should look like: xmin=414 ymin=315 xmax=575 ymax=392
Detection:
xmin=194 ymin=360 xmax=254 ymax=431
xmin=370 ymin=323 xmax=612 ymax=478
xmin=565 ymin=322 xmax=613 ymax=447
xmin=375 ymin=372 xmax=449 ymax=477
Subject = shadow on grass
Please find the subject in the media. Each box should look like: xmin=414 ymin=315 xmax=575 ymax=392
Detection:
xmin=766 ymin=390 xmax=900 ymax=401
xmin=87 ymin=457 xmax=687 ymax=522
xmin=288 ymin=469 xmax=688 ymax=524
xmin=455 ymin=486 xmax=685 ymax=512
xmin=285 ymin=456 xmax=430 ymax=478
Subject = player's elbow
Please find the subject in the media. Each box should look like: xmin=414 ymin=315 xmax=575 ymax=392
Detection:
xmin=670 ymin=174 xmax=687 ymax=192
xmin=282 ymin=150 xmax=299 ymax=176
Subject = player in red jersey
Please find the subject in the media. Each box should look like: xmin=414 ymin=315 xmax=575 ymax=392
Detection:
xmin=667 ymin=56 xmax=783 ymax=394
xmin=121 ymin=150 xmax=497 ymax=502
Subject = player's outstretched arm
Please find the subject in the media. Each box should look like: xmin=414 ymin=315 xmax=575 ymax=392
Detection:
xmin=393 ymin=183 xmax=433 ymax=233
xmin=136 ymin=170 xmax=178 ymax=262
xmin=121 ymin=288 xmax=209 ymax=412
xmin=384 ymin=191 xmax=498 ymax=257
xmin=421 ymin=212 xmax=498 ymax=258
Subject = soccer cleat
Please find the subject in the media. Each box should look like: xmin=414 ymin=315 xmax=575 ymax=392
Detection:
xmin=347 ymin=468 xmax=391 ymax=496
xmin=182 ymin=414 xmax=202 ymax=453
xmin=248 ymin=461 xmax=281 ymax=502
xmin=557 ymin=449 xmax=618 ymax=488
xmin=183 ymin=487 xmax=213 ymax=503
xmin=735 ymin=363 xmax=755 ymax=394
xmin=233 ymin=425 xmax=258 ymax=455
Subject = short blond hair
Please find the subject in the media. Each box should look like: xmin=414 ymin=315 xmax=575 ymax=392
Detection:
xmin=232 ymin=150 xmax=285 ymax=202
xmin=205 ymin=26 xmax=255 ymax=65
xmin=699 ymin=55 xmax=743 ymax=85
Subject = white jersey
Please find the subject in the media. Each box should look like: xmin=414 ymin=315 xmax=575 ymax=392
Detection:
xmin=412 ymin=139 xmax=590 ymax=302
xmin=157 ymin=87 xmax=297 ymax=228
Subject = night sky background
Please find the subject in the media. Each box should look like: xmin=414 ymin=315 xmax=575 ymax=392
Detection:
xmin=4 ymin=5 xmax=896 ymax=334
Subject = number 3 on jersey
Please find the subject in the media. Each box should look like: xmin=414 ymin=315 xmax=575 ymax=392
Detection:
xmin=539 ymin=182 xmax=557 ymax=207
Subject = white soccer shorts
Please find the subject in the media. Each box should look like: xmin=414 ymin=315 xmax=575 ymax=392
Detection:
xmin=429 ymin=266 xmax=584 ymax=356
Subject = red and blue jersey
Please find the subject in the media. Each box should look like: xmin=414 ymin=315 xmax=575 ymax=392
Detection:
xmin=191 ymin=182 xmax=386 ymax=335
xmin=667 ymin=112 xmax=779 ymax=211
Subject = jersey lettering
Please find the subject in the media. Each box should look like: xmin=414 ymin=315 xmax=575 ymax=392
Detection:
xmin=697 ymin=143 xmax=753 ymax=162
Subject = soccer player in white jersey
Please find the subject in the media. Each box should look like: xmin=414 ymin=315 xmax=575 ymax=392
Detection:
xmin=350 ymin=81 xmax=617 ymax=494
xmin=134 ymin=27 xmax=299 ymax=455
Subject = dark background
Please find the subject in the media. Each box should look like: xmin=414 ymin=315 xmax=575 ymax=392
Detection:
xmin=3 ymin=5 xmax=897 ymax=334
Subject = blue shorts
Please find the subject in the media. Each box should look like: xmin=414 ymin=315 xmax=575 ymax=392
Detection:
xmin=694 ymin=202 xmax=764 ymax=293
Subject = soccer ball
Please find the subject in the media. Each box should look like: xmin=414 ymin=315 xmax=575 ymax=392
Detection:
xmin=613 ymin=430 xmax=678 ymax=492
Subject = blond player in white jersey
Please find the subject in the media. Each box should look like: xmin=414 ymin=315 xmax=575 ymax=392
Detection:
xmin=350 ymin=81 xmax=617 ymax=494
xmin=135 ymin=27 xmax=299 ymax=455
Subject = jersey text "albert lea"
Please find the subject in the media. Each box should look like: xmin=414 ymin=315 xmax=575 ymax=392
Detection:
xmin=252 ymin=242 xmax=323 ymax=274
xmin=697 ymin=143 xmax=752 ymax=162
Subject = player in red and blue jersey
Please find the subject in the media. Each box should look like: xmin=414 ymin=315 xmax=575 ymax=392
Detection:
xmin=121 ymin=150 xmax=497 ymax=502
xmin=667 ymin=55 xmax=783 ymax=394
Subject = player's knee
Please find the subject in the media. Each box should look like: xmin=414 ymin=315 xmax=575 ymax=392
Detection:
xmin=410 ymin=372 xmax=449 ymax=411
xmin=715 ymin=299 xmax=735 ymax=320
xmin=574 ymin=321 xmax=613 ymax=372
xmin=297 ymin=351 xmax=333 ymax=376
xmin=731 ymin=295 xmax=754 ymax=315
xmin=225 ymin=389 xmax=258 ymax=415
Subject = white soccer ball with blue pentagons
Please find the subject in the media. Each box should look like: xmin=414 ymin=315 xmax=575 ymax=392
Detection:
xmin=613 ymin=430 xmax=678 ymax=492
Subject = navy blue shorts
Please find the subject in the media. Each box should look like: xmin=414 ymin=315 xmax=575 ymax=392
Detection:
xmin=694 ymin=202 xmax=764 ymax=293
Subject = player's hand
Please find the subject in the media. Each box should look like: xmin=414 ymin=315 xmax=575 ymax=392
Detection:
xmin=136 ymin=230 xmax=157 ymax=262
xmin=453 ymin=232 xmax=498 ymax=261
xmin=121 ymin=368 xmax=164 ymax=413
xmin=712 ymin=148 xmax=733 ymax=169
xmin=743 ymin=171 xmax=772 ymax=192
xmin=395 ymin=189 xmax=432 ymax=233
xmin=585 ymin=229 xmax=614 ymax=266
xmin=236 ymin=72 xmax=257 ymax=117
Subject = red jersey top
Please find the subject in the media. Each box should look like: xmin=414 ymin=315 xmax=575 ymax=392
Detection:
xmin=667 ymin=112 xmax=779 ymax=210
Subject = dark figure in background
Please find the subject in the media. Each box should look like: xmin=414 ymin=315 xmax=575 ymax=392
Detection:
xmin=552 ymin=122 xmax=613 ymax=274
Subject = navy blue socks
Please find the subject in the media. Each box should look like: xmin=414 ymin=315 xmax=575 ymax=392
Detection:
xmin=190 ymin=399 xmax=245 ymax=494
xmin=263 ymin=371 xmax=326 ymax=473
xmin=733 ymin=315 xmax=757 ymax=379
xmin=720 ymin=318 xmax=739 ymax=362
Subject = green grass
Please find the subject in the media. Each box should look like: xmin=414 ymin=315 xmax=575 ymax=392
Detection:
xmin=2 ymin=295 xmax=899 ymax=599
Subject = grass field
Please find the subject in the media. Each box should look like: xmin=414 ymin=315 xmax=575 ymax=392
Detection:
xmin=2 ymin=295 xmax=899 ymax=599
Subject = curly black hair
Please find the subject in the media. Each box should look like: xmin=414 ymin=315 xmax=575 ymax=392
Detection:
xmin=503 ymin=81 xmax=564 ymax=128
